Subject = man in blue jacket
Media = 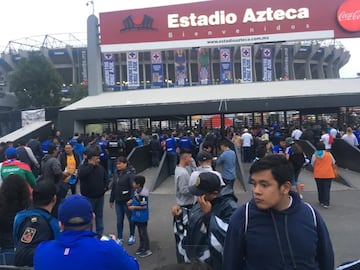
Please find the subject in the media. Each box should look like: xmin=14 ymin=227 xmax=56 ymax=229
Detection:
xmin=34 ymin=194 xmax=139 ymax=270
xmin=223 ymin=154 xmax=334 ymax=270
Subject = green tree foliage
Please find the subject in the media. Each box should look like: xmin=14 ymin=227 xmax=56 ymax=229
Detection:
xmin=60 ymin=83 xmax=88 ymax=106
xmin=9 ymin=52 xmax=63 ymax=109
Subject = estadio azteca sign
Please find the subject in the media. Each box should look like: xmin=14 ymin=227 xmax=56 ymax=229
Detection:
xmin=100 ymin=0 xmax=360 ymax=52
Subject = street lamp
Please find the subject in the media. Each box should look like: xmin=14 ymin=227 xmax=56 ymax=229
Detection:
xmin=86 ymin=1 xmax=94 ymax=15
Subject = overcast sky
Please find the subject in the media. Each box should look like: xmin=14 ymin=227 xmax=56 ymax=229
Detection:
xmin=0 ymin=0 xmax=358 ymax=78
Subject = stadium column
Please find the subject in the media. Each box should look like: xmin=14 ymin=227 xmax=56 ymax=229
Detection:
xmin=87 ymin=14 xmax=103 ymax=96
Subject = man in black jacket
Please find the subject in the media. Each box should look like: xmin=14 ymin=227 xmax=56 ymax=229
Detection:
xmin=78 ymin=146 xmax=108 ymax=235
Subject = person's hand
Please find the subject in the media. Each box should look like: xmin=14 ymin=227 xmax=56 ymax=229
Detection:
xmin=128 ymin=205 xmax=135 ymax=211
xmin=197 ymin=195 xmax=212 ymax=214
xmin=127 ymin=199 xmax=132 ymax=206
xmin=109 ymin=202 xmax=114 ymax=209
xmin=171 ymin=204 xmax=182 ymax=216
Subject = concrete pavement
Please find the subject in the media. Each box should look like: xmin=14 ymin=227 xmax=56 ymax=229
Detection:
xmin=100 ymin=165 xmax=360 ymax=269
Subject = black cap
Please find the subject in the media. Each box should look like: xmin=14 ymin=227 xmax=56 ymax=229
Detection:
xmin=196 ymin=151 xmax=213 ymax=162
xmin=32 ymin=181 xmax=57 ymax=206
xmin=189 ymin=172 xmax=221 ymax=196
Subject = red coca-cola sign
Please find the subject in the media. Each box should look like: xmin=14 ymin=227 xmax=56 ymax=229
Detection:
xmin=337 ymin=0 xmax=360 ymax=32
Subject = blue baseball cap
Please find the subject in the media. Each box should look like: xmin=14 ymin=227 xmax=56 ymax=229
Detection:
xmin=5 ymin=147 xmax=18 ymax=159
xmin=58 ymin=195 xmax=93 ymax=227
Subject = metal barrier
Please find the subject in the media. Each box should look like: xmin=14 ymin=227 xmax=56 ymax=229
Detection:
xmin=297 ymin=139 xmax=351 ymax=187
xmin=224 ymin=138 xmax=248 ymax=192
xmin=332 ymin=138 xmax=360 ymax=173
xmin=127 ymin=144 xmax=152 ymax=174
xmin=149 ymin=151 xmax=169 ymax=192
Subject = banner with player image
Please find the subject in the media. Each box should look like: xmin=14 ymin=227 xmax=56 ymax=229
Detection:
xmin=174 ymin=49 xmax=187 ymax=86
xmin=240 ymin=46 xmax=253 ymax=83
xmin=127 ymin=51 xmax=140 ymax=88
xmin=151 ymin=51 xmax=164 ymax=88
xmin=261 ymin=46 xmax=274 ymax=82
xmin=198 ymin=48 xmax=211 ymax=85
xmin=281 ymin=46 xmax=293 ymax=80
xmin=220 ymin=47 xmax=233 ymax=84
xmin=103 ymin=53 xmax=116 ymax=88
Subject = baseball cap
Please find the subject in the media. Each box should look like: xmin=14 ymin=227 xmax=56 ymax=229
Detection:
xmin=5 ymin=147 xmax=18 ymax=159
xmin=196 ymin=151 xmax=213 ymax=162
xmin=58 ymin=195 xmax=93 ymax=227
xmin=32 ymin=181 xmax=58 ymax=206
xmin=189 ymin=172 xmax=222 ymax=196
xmin=285 ymin=137 xmax=295 ymax=145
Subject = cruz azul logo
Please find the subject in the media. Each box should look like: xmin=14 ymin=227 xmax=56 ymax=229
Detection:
xmin=337 ymin=0 xmax=360 ymax=32
xmin=120 ymin=15 xmax=156 ymax=32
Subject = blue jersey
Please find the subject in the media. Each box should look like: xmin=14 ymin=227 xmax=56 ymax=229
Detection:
xmin=165 ymin=137 xmax=177 ymax=153
xmin=178 ymin=137 xmax=194 ymax=150
xmin=34 ymin=230 xmax=139 ymax=270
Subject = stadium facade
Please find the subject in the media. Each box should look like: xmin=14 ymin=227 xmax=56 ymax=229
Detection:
xmin=0 ymin=34 xmax=351 ymax=97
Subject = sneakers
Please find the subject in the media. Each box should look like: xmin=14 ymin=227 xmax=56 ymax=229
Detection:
xmin=117 ymin=239 xmax=124 ymax=245
xmin=128 ymin=235 xmax=135 ymax=246
xmin=322 ymin=204 xmax=329 ymax=209
xmin=139 ymin=250 xmax=152 ymax=258
xmin=135 ymin=248 xmax=145 ymax=255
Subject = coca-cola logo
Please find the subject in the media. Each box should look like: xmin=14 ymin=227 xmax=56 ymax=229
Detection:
xmin=337 ymin=0 xmax=360 ymax=32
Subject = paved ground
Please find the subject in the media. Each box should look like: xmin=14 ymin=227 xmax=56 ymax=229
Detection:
xmin=100 ymin=165 xmax=360 ymax=269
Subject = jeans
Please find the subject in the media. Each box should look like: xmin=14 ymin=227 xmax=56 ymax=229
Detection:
xmin=135 ymin=222 xmax=150 ymax=250
xmin=243 ymin=147 xmax=251 ymax=163
xmin=151 ymin=151 xmax=160 ymax=167
xmin=315 ymin=178 xmax=333 ymax=206
xmin=108 ymin=158 xmax=117 ymax=178
xmin=167 ymin=152 xmax=177 ymax=175
xmin=87 ymin=196 xmax=104 ymax=235
xmin=115 ymin=201 xmax=135 ymax=240
xmin=223 ymin=178 xmax=235 ymax=190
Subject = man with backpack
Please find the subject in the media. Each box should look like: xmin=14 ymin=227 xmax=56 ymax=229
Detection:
xmin=223 ymin=155 xmax=334 ymax=270
xmin=13 ymin=180 xmax=60 ymax=267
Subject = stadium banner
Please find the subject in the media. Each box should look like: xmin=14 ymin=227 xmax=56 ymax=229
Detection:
xmin=198 ymin=48 xmax=211 ymax=85
xmin=240 ymin=46 xmax=253 ymax=83
xmin=100 ymin=0 xmax=360 ymax=52
xmin=21 ymin=109 xmax=45 ymax=127
xmin=127 ymin=52 xmax=140 ymax=88
xmin=174 ymin=49 xmax=187 ymax=86
xmin=80 ymin=49 xmax=88 ymax=84
xmin=103 ymin=53 xmax=116 ymax=88
xmin=151 ymin=51 xmax=164 ymax=88
xmin=281 ymin=46 xmax=292 ymax=80
xmin=220 ymin=47 xmax=233 ymax=84
xmin=261 ymin=46 xmax=274 ymax=82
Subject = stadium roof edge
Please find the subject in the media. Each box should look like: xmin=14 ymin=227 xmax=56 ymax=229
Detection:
xmin=61 ymin=78 xmax=360 ymax=112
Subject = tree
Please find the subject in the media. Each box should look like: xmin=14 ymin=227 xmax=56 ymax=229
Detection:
xmin=9 ymin=52 xmax=63 ymax=109
xmin=60 ymin=83 xmax=88 ymax=106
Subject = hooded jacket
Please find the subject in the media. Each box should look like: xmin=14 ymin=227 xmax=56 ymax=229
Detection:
xmin=223 ymin=191 xmax=334 ymax=270
xmin=78 ymin=161 xmax=108 ymax=199
xmin=109 ymin=165 xmax=136 ymax=203
xmin=175 ymin=185 xmax=238 ymax=270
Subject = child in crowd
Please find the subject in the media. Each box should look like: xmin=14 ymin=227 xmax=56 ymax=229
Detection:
xmin=128 ymin=175 xmax=152 ymax=258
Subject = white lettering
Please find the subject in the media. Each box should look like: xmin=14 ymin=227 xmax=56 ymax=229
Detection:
xmin=242 ymin=7 xmax=309 ymax=23
xmin=168 ymin=10 xmax=237 ymax=28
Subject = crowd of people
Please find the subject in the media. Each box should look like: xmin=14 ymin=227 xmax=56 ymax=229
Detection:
xmin=0 ymin=122 xmax=358 ymax=269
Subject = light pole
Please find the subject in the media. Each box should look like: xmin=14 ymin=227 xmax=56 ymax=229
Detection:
xmin=86 ymin=1 xmax=94 ymax=15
